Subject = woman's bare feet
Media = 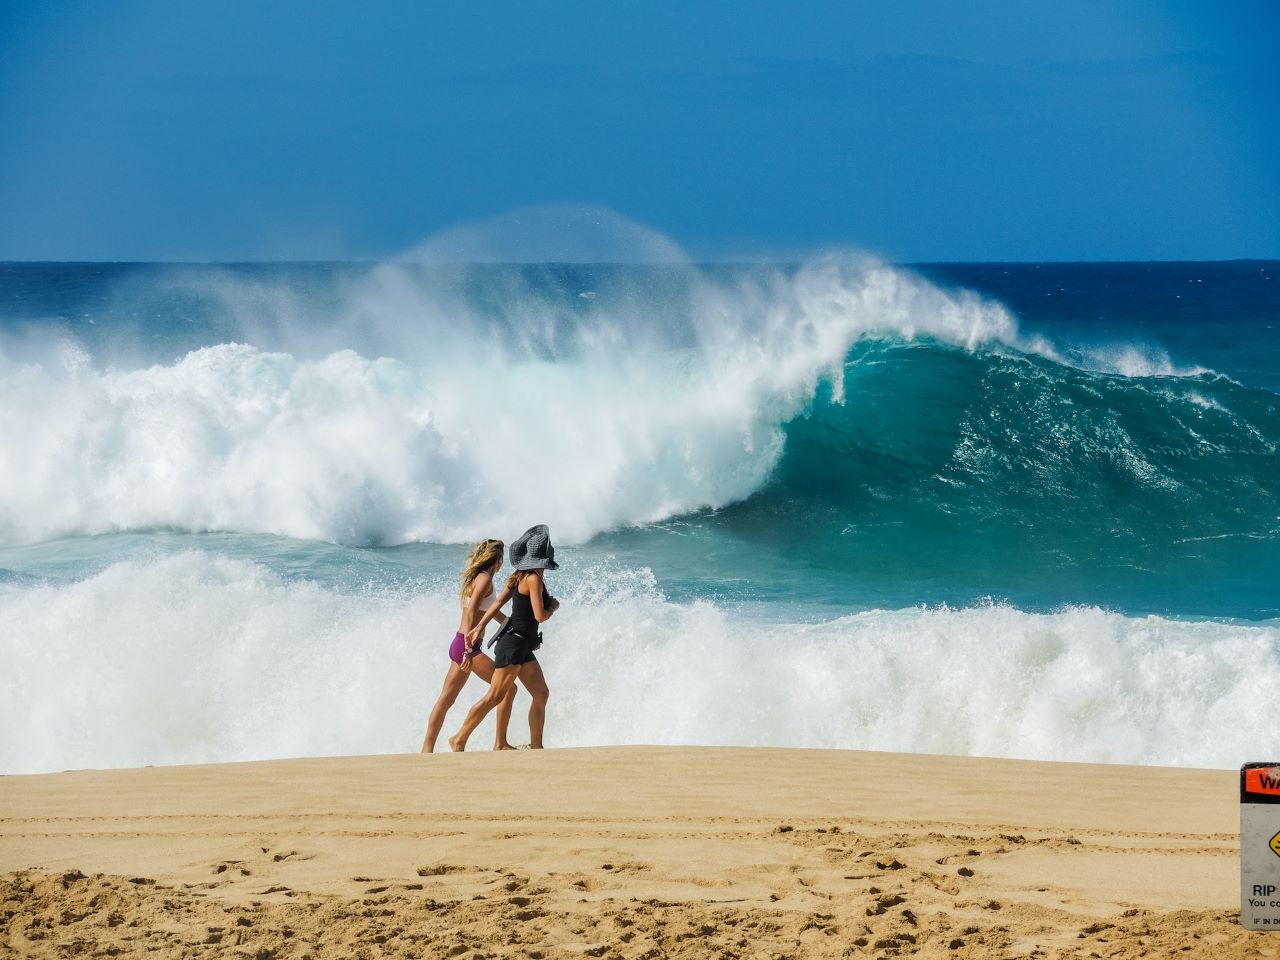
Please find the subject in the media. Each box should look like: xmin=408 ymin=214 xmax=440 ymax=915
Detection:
xmin=449 ymin=735 xmax=465 ymax=752
xmin=494 ymin=743 xmax=516 ymax=750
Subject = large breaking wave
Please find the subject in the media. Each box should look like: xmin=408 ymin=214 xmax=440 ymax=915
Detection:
xmin=2 ymin=254 xmax=1273 ymax=552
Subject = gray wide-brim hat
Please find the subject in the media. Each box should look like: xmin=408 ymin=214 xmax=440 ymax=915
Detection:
xmin=510 ymin=524 xmax=559 ymax=570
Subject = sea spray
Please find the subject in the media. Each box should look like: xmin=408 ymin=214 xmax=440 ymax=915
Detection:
xmin=2 ymin=550 xmax=1277 ymax=774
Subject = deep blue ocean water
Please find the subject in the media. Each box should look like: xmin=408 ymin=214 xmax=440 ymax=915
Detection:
xmin=2 ymin=258 xmax=1277 ymax=772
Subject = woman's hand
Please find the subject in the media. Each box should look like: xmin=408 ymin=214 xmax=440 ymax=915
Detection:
xmin=465 ymin=625 xmax=482 ymax=647
xmin=459 ymin=649 xmax=474 ymax=674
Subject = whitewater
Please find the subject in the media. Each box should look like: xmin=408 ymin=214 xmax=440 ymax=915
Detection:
xmin=0 ymin=256 xmax=1049 ymax=547
xmin=2 ymin=223 xmax=1278 ymax=774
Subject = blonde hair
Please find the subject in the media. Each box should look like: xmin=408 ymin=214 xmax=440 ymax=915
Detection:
xmin=461 ymin=539 xmax=504 ymax=603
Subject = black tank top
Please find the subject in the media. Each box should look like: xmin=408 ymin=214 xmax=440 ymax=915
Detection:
xmin=508 ymin=577 xmax=545 ymax=637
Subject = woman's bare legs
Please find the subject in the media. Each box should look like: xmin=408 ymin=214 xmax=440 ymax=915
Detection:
xmin=516 ymin=660 xmax=550 ymax=749
xmin=421 ymin=663 xmax=469 ymax=753
xmin=468 ymin=654 xmax=517 ymax=749
xmin=450 ymin=666 xmax=521 ymax=751
xmin=422 ymin=654 xmax=517 ymax=753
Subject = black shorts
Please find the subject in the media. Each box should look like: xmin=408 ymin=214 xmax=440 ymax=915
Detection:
xmin=488 ymin=624 xmax=540 ymax=670
xmin=492 ymin=625 xmax=541 ymax=669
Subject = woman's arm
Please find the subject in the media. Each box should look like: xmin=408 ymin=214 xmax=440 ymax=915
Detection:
xmin=457 ymin=571 xmax=493 ymax=672
xmin=460 ymin=571 xmax=492 ymax=635
xmin=528 ymin=571 xmax=556 ymax=623
xmin=466 ymin=580 xmax=514 ymax=644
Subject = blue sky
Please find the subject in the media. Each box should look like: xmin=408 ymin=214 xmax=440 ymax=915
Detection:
xmin=1 ymin=1 xmax=1276 ymax=261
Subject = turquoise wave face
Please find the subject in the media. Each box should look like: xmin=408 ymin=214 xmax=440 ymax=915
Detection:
xmin=595 ymin=338 xmax=1280 ymax=619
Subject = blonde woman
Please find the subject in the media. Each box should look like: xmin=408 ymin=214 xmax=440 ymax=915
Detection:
xmin=420 ymin=539 xmax=517 ymax=752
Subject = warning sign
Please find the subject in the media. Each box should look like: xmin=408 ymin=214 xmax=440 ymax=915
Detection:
xmin=1242 ymin=763 xmax=1280 ymax=931
xmin=1246 ymin=768 xmax=1280 ymax=798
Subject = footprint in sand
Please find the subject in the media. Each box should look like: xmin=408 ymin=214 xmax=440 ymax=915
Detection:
xmin=608 ymin=861 xmax=653 ymax=873
xmin=416 ymin=863 xmax=469 ymax=877
xmin=866 ymin=893 xmax=906 ymax=916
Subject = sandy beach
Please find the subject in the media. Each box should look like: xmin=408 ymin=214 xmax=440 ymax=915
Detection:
xmin=0 ymin=746 xmax=1270 ymax=958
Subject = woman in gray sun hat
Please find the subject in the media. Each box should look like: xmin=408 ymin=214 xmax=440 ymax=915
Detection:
xmin=450 ymin=524 xmax=561 ymax=750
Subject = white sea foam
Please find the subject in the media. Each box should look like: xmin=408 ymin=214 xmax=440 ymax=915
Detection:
xmin=0 ymin=253 xmax=1132 ymax=548
xmin=1072 ymin=342 xmax=1215 ymax=379
xmin=2 ymin=552 xmax=1276 ymax=774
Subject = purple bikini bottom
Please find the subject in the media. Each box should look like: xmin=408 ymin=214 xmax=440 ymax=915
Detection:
xmin=448 ymin=632 xmax=474 ymax=665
